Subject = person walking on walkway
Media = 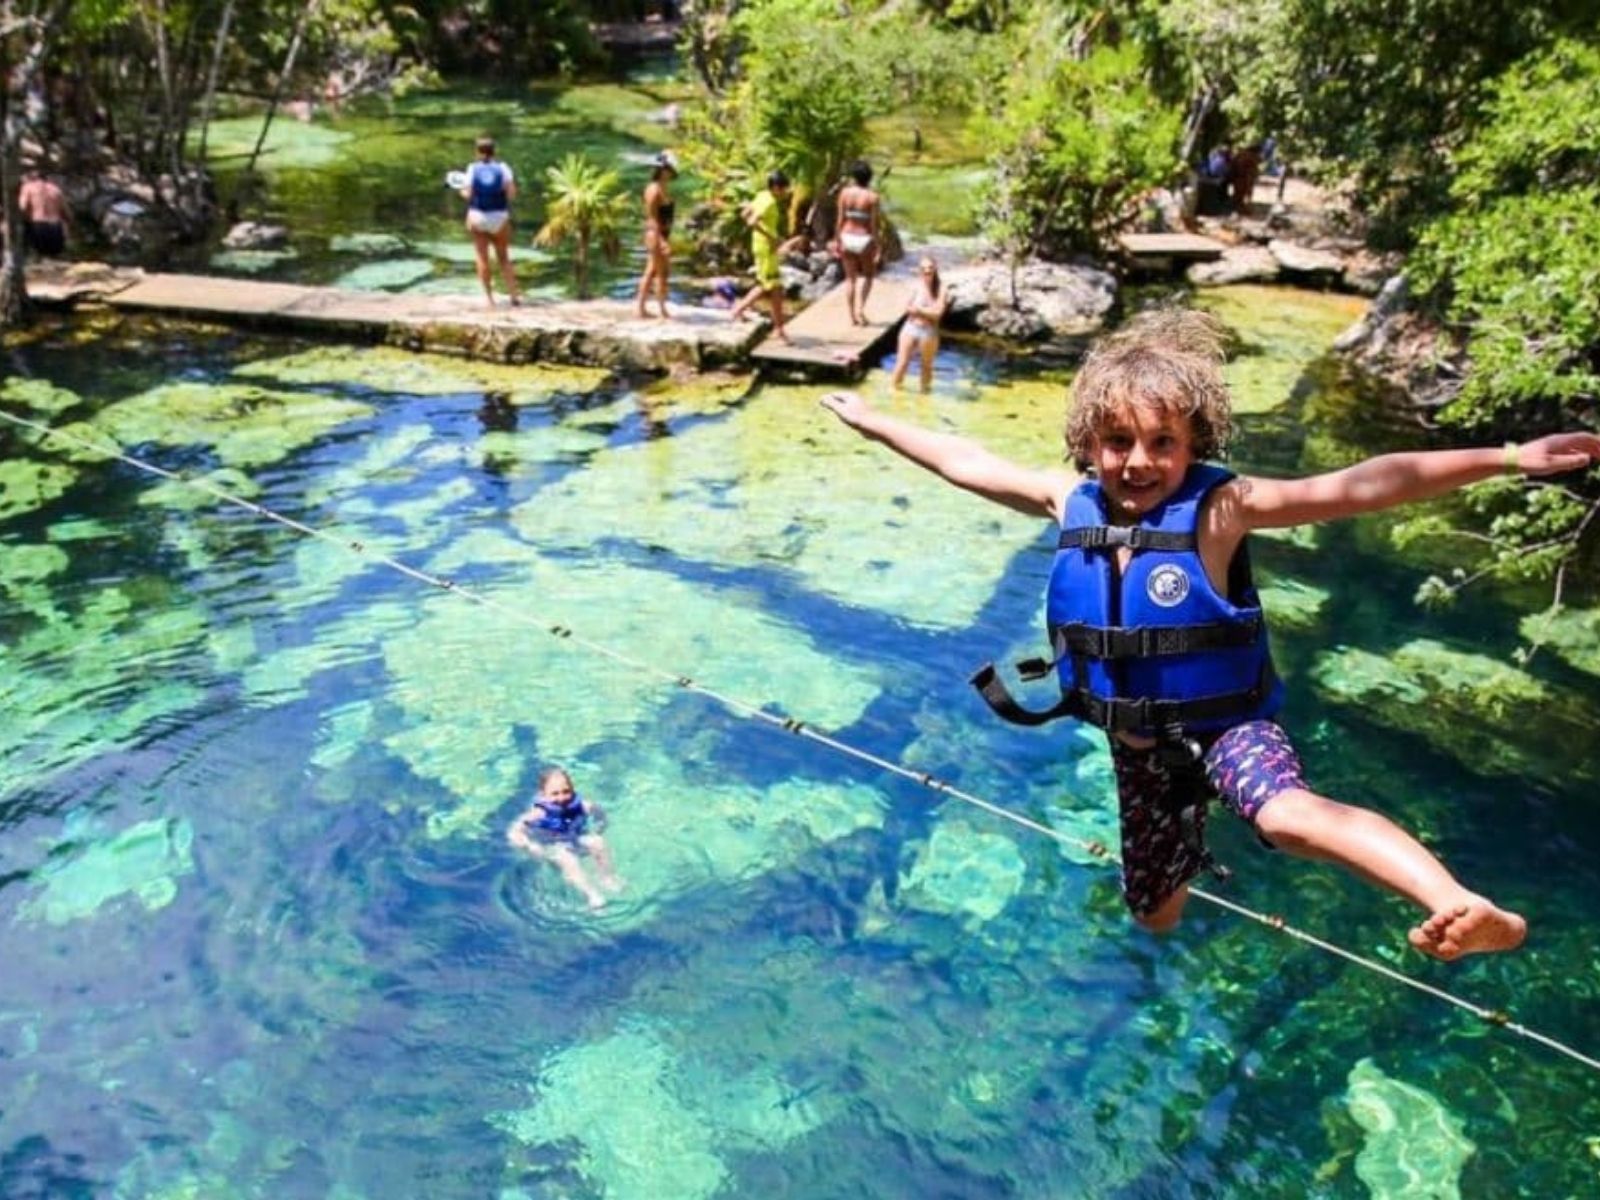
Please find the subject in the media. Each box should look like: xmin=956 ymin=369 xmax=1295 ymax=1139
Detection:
xmin=634 ymin=151 xmax=678 ymax=319
xmin=458 ymin=135 xmax=523 ymax=310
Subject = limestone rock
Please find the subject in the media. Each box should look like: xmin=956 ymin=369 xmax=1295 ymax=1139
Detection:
xmin=1187 ymin=244 xmax=1280 ymax=286
xmin=945 ymin=259 xmax=1117 ymax=346
xmin=1267 ymin=238 xmax=1345 ymax=277
xmin=223 ymin=221 xmax=291 ymax=250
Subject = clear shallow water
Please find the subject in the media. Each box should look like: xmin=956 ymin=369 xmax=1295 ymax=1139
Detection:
xmin=7 ymin=73 xmax=1600 ymax=1200
xmin=3 ymin=296 xmax=1600 ymax=1199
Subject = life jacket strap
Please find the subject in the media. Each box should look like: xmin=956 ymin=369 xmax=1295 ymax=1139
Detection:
xmin=1048 ymin=617 xmax=1262 ymax=661
xmin=970 ymin=662 xmax=1277 ymax=734
xmin=1058 ymin=526 xmax=1195 ymax=552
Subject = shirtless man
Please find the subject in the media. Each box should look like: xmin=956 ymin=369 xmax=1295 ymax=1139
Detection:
xmin=18 ymin=170 xmax=69 ymax=258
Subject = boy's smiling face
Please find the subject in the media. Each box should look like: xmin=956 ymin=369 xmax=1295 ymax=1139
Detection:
xmin=1091 ymin=402 xmax=1196 ymax=519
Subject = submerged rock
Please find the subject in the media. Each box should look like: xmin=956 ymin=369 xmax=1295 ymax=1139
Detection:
xmin=223 ymin=221 xmax=290 ymax=251
xmin=1343 ymin=1058 xmax=1475 ymax=1199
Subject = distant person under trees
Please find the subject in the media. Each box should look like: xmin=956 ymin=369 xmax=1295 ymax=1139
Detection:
xmin=17 ymin=169 xmax=68 ymax=258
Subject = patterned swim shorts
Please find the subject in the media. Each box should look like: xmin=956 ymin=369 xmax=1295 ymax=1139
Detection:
xmin=1110 ymin=719 xmax=1306 ymax=916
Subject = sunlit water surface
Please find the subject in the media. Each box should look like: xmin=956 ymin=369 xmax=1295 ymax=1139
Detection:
xmin=3 ymin=76 xmax=1600 ymax=1200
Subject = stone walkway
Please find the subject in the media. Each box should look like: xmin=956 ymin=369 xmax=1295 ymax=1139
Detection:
xmin=24 ymin=262 xmax=765 ymax=373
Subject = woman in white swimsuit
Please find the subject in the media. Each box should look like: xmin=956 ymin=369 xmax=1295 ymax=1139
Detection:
xmin=459 ymin=135 xmax=523 ymax=310
xmin=891 ymin=257 xmax=949 ymax=394
xmin=833 ymin=160 xmax=881 ymax=326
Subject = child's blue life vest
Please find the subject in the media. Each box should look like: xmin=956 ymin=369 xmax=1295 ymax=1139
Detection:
xmin=972 ymin=463 xmax=1282 ymax=741
xmin=528 ymin=794 xmax=589 ymax=839
xmin=469 ymin=161 xmax=509 ymax=212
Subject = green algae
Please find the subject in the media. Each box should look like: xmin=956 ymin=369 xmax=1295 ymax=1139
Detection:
xmin=0 ymin=375 xmax=83 ymax=416
xmin=1344 ymin=1058 xmax=1475 ymax=1199
xmin=1 ymin=540 xmax=70 ymax=585
xmin=233 ymin=344 xmax=610 ymax=401
xmin=493 ymin=1023 xmax=822 ymax=1200
xmin=514 ymin=382 xmax=1063 ymax=630
xmin=1309 ymin=638 xmax=1600 ymax=783
xmin=1197 ymin=285 xmax=1368 ymax=415
xmin=334 ymin=257 xmax=437 ymax=291
xmin=138 ymin=467 xmax=262 ymax=512
xmin=0 ymin=458 xmax=77 ymax=522
xmin=898 ymin=820 xmax=1027 ymax=928
xmin=1258 ymin=572 xmax=1329 ymax=635
xmin=19 ymin=816 xmax=195 ymax=926
xmin=1520 ymin=605 xmax=1600 ymax=677
xmin=381 ymin=529 xmax=882 ymax=839
xmin=200 ymin=116 xmax=356 ymax=169
xmin=90 ymin=380 xmax=372 ymax=469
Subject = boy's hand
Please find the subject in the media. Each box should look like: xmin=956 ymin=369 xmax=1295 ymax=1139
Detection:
xmin=820 ymin=391 xmax=872 ymax=428
xmin=1517 ymin=432 xmax=1600 ymax=476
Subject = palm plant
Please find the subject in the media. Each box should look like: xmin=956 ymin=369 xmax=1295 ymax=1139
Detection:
xmin=534 ymin=153 xmax=631 ymax=299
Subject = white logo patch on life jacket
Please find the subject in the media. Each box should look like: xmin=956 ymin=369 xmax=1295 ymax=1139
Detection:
xmin=1147 ymin=564 xmax=1190 ymax=608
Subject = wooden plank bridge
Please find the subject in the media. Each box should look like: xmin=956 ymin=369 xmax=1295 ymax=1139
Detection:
xmin=749 ymin=273 xmax=915 ymax=376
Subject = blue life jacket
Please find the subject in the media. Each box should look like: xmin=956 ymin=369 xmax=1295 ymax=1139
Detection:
xmin=972 ymin=463 xmax=1281 ymax=740
xmin=469 ymin=161 xmax=508 ymax=212
xmin=528 ymin=794 xmax=588 ymax=838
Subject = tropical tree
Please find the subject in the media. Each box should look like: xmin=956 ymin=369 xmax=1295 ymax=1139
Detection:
xmin=975 ymin=26 xmax=1183 ymax=260
xmin=0 ymin=0 xmax=71 ymax=327
xmin=534 ymin=152 xmax=631 ymax=299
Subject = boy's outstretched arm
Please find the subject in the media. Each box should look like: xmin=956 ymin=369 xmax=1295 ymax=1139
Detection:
xmin=1239 ymin=432 xmax=1600 ymax=529
xmin=821 ymin=391 xmax=1071 ymax=520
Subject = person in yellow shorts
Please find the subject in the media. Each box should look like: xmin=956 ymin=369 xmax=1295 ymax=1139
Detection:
xmin=730 ymin=170 xmax=803 ymax=344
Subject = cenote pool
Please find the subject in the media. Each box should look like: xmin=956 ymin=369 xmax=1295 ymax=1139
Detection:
xmin=3 ymin=80 xmax=1600 ymax=1200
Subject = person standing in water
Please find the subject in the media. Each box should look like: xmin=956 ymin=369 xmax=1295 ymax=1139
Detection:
xmin=890 ymin=257 xmax=949 ymax=393
xmin=833 ymin=160 xmax=881 ymax=326
xmin=507 ymin=767 xmax=623 ymax=911
xmin=634 ymin=151 xmax=678 ymax=319
xmin=458 ymin=135 xmax=523 ymax=310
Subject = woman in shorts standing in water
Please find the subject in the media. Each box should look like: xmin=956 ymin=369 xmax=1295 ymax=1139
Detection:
xmin=891 ymin=257 xmax=949 ymax=393
xmin=834 ymin=160 xmax=881 ymax=326
xmin=634 ymin=151 xmax=678 ymax=319
xmin=459 ymin=135 xmax=523 ymax=310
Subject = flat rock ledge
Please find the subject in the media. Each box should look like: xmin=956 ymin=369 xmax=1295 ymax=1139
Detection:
xmin=943 ymin=260 xmax=1118 ymax=351
xmin=23 ymin=263 xmax=764 ymax=373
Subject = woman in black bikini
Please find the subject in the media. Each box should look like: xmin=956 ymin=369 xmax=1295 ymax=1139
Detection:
xmin=635 ymin=151 xmax=678 ymax=319
xmin=833 ymin=160 xmax=880 ymax=326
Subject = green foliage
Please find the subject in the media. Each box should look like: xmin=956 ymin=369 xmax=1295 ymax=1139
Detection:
xmin=1410 ymin=40 xmax=1600 ymax=427
xmin=534 ymin=152 xmax=631 ymax=298
xmin=976 ymin=32 xmax=1182 ymax=257
xmin=677 ymin=0 xmax=987 ymax=248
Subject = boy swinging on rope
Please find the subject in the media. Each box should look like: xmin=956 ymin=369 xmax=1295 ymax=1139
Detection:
xmin=823 ymin=309 xmax=1600 ymax=960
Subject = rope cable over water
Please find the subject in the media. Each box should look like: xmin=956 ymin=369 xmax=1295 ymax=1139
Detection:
xmin=4 ymin=407 xmax=1597 ymax=1076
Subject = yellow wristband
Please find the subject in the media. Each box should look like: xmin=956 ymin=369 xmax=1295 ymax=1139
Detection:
xmin=1503 ymin=442 xmax=1521 ymax=475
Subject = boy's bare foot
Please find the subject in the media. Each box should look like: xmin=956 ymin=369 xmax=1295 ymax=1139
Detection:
xmin=1408 ymin=898 xmax=1526 ymax=960
xmin=657 ymin=308 xmax=671 ymax=320
xmin=584 ymin=890 xmax=607 ymax=911
xmin=636 ymin=305 xmax=649 ymax=319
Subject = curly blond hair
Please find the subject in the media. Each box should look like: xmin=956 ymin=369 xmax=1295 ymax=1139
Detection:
xmin=1063 ymin=309 xmax=1234 ymax=469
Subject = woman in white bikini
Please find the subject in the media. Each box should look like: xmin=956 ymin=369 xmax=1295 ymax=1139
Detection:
xmin=834 ymin=160 xmax=881 ymax=326
xmin=891 ymin=257 xmax=949 ymax=393
xmin=458 ymin=135 xmax=523 ymax=310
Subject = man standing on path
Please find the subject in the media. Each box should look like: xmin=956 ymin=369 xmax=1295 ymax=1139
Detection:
xmin=18 ymin=169 xmax=68 ymax=258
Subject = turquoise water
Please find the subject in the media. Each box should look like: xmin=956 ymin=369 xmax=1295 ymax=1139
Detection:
xmin=3 ymin=306 xmax=1599 ymax=1198
xmin=4 ymin=77 xmax=1600 ymax=1199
